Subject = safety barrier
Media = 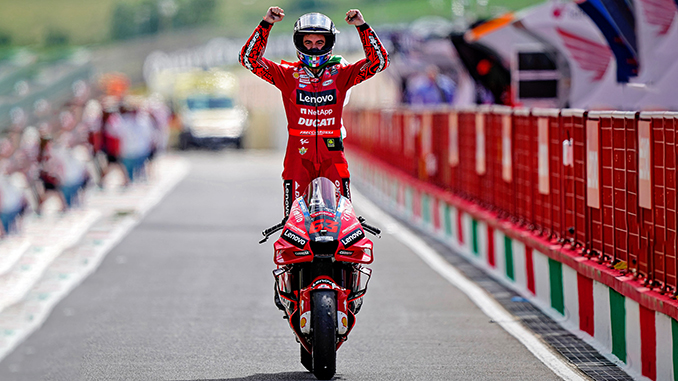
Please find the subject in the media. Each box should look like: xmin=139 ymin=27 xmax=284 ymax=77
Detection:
xmin=345 ymin=107 xmax=678 ymax=295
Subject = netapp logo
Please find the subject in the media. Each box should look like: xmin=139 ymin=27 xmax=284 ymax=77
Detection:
xmin=282 ymin=229 xmax=308 ymax=249
xmin=296 ymin=89 xmax=337 ymax=106
xmin=340 ymin=228 xmax=364 ymax=248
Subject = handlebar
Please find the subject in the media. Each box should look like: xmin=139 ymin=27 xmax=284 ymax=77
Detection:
xmin=259 ymin=215 xmax=381 ymax=245
xmin=358 ymin=216 xmax=381 ymax=238
xmin=259 ymin=216 xmax=288 ymax=244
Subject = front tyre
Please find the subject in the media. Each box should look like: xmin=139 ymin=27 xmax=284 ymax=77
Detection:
xmin=312 ymin=290 xmax=336 ymax=380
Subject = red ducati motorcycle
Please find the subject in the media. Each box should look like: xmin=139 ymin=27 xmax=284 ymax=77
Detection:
xmin=260 ymin=177 xmax=380 ymax=380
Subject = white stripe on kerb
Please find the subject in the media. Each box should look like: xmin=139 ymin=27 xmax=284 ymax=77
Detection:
xmin=494 ymin=229 xmax=506 ymax=278
xmin=562 ymin=265 xmax=579 ymax=328
xmin=461 ymin=212 xmax=471 ymax=252
xmin=477 ymin=220 xmax=488 ymax=264
xmin=533 ymin=250 xmax=551 ymax=309
xmin=513 ymin=239 xmax=527 ymax=289
xmin=450 ymin=206 xmax=459 ymax=245
xmin=354 ymin=189 xmax=587 ymax=381
xmin=625 ymin=298 xmax=640 ymax=372
xmin=593 ymin=281 xmax=613 ymax=352
xmin=656 ymin=312 xmax=674 ymax=381
xmin=437 ymin=199 xmax=447 ymax=238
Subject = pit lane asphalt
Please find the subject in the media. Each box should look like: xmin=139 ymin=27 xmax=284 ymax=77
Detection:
xmin=0 ymin=150 xmax=564 ymax=380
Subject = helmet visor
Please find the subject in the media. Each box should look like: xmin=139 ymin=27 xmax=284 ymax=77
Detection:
xmin=295 ymin=13 xmax=336 ymax=34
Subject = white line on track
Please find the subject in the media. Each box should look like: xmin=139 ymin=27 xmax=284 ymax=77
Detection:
xmin=0 ymin=156 xmax=190 ymax=363
xmin=353 ymin=189 xmax=587 ymax=381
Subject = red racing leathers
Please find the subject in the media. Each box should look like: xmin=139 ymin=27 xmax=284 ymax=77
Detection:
xmin=239 ymin=20 xmax=389 ymax=215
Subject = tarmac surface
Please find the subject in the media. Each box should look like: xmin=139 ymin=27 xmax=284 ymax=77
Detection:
xmin=0 ymin=150 xmax=577 ymax=380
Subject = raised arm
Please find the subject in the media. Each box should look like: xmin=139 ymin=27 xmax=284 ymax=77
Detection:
xmin=344 ymin=9 xmax=389 ymax=87
xmin=238 ymin=7 xmax=286 ymax=85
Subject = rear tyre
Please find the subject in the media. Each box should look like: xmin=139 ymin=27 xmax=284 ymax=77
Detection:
xmin=300 ymin=344 xmax=313 ymax=372
xmin=312 ymin=290 xmax=336 ymax=380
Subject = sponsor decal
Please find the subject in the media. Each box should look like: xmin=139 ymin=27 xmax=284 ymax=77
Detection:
xmin=295 ymin=129 xmax=338 ymax=136
xmin=311 ymin=211 xmax=336 ymax=218
xmin=284 ymin=180 xmax=293 ymax=216
xmin=340 ymin=228 xmax=364 ymax=248
xmin=341 ymin=206 xmax=354 ymax=222
xmin=341 ymin=221 xmax=360 ymax=234
xmin=298 ymin=117 xmax=336 ymax=127
xmin=300 ymin=138 xmax=309 ymax=145
xmin=300 ymin=108 xmax=333 ymax=116
xmin=291 ymin=208 xmax=305 ymax=223
xmin=324 ymin=137 xmax=343 ymax=151
xmin=342 ymin=178 xmax=351 ymax=200
xmin=296 ymin=89 xmax=337 ymax=106
xmin=294 ymin=250 xmax=311 ymax=256
xmin=295 ymin=181 xmax=301 ymax=198
xmin=322 ymin=79 xmax=333 ymax=86
xmin=312 ymin=278 xmax=335 ymax=288
xmin=287 ymin=223 xmax=308 ymax=236
xmin=299 ymin=84 xmax=307 ymax=88
xmin=338 ymin=250 xmax=353 ymax=256
xmin=298 ymin=195 xmax=308 ymax=213
xmin=299 ymin=147 xmax=308 ymax=155
xmin=330 ymin=66 xmax=339 ymax=76
xmin=293 ymin=72 xmax=300 ymax=79
xmin=282 ymin=229 xmax=308 ymax=248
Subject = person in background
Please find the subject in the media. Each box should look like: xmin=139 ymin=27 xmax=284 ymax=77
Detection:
xmin=405 ymin=64 xmax=456 ymax=105
xmin=0 ymin=138 xmax=28 ymax=235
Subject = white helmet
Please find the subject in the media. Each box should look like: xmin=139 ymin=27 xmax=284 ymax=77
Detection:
xmin=293 ymin=13 xmax=339 ymax=68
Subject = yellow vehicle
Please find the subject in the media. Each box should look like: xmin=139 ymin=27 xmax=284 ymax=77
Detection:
xmin=173 ymin=69 xmax=248 ymax=149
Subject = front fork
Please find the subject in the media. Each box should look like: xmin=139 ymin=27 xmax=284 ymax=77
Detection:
xmin=299 ymin=276 xmax=350 ymax=336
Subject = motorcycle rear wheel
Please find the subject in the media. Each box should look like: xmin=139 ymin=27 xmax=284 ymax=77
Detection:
xmin=312 ymin=290 xmax=337 ymax=380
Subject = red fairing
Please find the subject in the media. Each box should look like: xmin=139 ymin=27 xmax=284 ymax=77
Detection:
xmin=336 ymin=197 xmax=374 ymax=263
xmin=274 ymin=197 xmax=313 ymax=265
xmin=273 ymin=196 xmax=373 ymax=265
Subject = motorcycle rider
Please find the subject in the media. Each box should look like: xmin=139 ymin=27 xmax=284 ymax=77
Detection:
xmin=239 ymin=6 xmax=389 ymax=216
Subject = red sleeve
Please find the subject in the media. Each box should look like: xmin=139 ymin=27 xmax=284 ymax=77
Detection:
xmin=338 ymin=24 xmax=390 ymax=88
xmin=239 ymin=21 xmax=290 ymax=89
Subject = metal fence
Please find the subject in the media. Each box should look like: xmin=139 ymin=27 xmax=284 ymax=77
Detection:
xmin=344 ymin=106 xmax=678 ymax=294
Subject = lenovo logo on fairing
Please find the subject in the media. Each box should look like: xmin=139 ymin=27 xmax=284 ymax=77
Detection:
xmin=282 ymin=229 xmax=308 ymax=248
xmin=340 ymin=228 xmax=364 ymax=248
xmin=296 ymin=89 xmax=337 ymax=106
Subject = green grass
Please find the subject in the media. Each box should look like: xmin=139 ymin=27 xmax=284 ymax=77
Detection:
xmin=0 ymin=0 xmax=543 ymax=45
xmin=0 ymin=0 xmax=119 ymax=45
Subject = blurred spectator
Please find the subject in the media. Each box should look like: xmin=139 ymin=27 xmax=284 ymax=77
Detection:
xmin=118 ymin=98 xmax=154 ymax=183
xmin=405 ymin=65 xmax=456 ymax=105
xmin=36 ymin=119 xmax=90 ymax=212
xmin=0 ymin=139 xmax=28 ymax=236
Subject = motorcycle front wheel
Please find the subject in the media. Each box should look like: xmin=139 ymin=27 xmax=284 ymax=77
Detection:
xmin=312 ymin=290 xmax=337 ymax=380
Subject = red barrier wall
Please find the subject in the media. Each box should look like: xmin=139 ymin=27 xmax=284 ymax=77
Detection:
xmin=344 ymin=107 xmax=678 ymax=295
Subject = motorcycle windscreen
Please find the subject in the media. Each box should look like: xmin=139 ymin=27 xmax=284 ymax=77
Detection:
xmin=304 ymin=177 xmax=338 ymax=214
